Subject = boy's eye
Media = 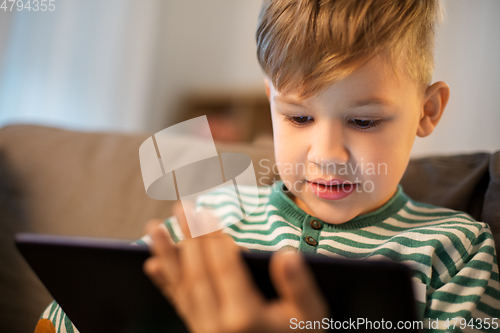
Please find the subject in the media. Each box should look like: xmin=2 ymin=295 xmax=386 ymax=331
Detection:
xmin=284 ymin=115 xmax=313 ymax=126
xmin=348 ymin=119 xmax=382 ymax=130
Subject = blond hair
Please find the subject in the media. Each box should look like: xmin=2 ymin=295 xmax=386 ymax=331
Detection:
xmin=256 ymin=0 xmax=442 ymax=97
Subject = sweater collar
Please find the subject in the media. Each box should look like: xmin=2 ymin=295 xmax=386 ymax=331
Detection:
xmin=268 ymin=181 xmax=409 ymax=230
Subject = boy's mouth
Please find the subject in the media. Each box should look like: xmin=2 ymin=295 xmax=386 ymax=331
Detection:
xmin=309 ymin=181 xmax=355 ymax=190
xmin=307 ymin=178 xmax=355 ymax=187
xmin=306 ymin=179 xmax=358 ymax=200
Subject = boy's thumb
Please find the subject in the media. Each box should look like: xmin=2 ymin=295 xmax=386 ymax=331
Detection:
xmin=270 ymin=251 xmax=329 ymax=320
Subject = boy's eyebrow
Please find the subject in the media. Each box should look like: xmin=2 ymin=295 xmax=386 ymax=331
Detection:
xmin=273 ymin=96 xmax=305 ymax=107
xmin=274 ymin=96 xmax=394 ymax=109
xmin=350 ymin=97 xmax=394 ymax=108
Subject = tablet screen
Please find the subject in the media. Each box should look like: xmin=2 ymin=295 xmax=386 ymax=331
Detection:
xmin=16 ymin=233 xmax=418 ymax=333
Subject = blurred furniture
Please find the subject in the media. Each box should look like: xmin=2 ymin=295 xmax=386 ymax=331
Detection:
xmin=0 ymin=124 xmax=498 ymax=333
xmin=176 ymin=90 xmax=272 ymax=143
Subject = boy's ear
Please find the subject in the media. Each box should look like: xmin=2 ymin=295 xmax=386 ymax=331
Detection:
xmin=417 ymin=81 xmax=450 ymax=137
xmin=264 ymin=77 xmax=271 ymax=100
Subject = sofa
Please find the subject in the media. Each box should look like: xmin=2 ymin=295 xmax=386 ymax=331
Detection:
xmin=0 ymin=124 xmax=498 ymax=333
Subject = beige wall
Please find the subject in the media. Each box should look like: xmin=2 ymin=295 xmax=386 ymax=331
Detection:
xmin=0 ymin=11 xmax=13 ymax=83
xmin=149 ymin=0 xmax=265 ymax=130
xmin=411 ymin=0 xmax=500 ymax=156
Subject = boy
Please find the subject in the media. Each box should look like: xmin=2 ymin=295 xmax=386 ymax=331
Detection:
xmin=36 ymin=0 xmax=500 ymax=332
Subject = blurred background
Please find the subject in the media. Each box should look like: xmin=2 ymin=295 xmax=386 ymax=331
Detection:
xmin=0 ymin=0 xmax=498 ymax=157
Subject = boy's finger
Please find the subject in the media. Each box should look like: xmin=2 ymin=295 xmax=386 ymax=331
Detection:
xmin=149 ymin=224 xmax=181 ymax=287
xmin=269 ymin=251 xmax=329 ymax=320
xmin=144 ymin=254 xmax=180 ymax=306
xmin=143 ymin=257 xmax=171 ymax=298
xmin=143 ymin=218 xmax=163 ymax=235
xmin=177 ymin=238 xmax=220 ymax=327
xmin=205 ymin=235 xmax=262 ymax=308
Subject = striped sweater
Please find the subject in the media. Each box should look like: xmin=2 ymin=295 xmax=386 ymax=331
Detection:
xmin=36 ymin=181 xmax=500 ymax=333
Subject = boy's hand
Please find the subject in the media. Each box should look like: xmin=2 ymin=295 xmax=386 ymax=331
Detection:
xmin=143 ymin=204 xmax=329 ymax=333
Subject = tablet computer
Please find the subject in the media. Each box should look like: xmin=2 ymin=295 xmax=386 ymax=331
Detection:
xmin=16 ymin=233 xmax=419 ymax=333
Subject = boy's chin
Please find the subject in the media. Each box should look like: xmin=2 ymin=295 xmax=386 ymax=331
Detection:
xmin=309 ymin=205 xmax=362 ymax=225
xmin=294 ymin=195 xmax=365 ymax=225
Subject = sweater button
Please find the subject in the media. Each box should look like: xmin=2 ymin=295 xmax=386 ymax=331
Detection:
xmin=305 ymin=236 xmax=318 ymax=246
xmin=310 ymin=220 xmax=322 ymax=230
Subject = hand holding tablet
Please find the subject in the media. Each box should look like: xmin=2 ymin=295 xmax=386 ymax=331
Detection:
xmin=16 ymin=205 xmax=418 ymax=333
xmin=145 ymin=225 xmax=328 ymax=333
xmin=144 ymin=202 xmax=329 ymax=333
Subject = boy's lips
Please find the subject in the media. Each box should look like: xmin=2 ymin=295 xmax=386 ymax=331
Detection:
xmin=306 ymin=178 xmax=358 ymax=200
xmin=307 ymin=178 xmax=356 ymax=186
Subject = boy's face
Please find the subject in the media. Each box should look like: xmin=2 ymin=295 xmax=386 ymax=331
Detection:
xmin=267 ymin=57 xmax=427 ymax=224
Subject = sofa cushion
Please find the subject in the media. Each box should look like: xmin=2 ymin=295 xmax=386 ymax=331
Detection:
xmin=0 ymin=125 xmax=276 ymax=239
xmin=483 ymin=152 xmax=500 ymax=249
xmin=0 ymin=153 xmax=53 ymax=333
xmin=0 ymin=124 xmax=277 ymax=333
xmin=400 ymin=152 xmax=499 ymax=251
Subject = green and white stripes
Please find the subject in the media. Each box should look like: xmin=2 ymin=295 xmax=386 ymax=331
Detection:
xmin=40 ymin=300 xmax=79 ymax=333
xmin=38 ymin=181 xmax=500 ymax=333
xmin=166 ymin=181 xmax=500 ymax=331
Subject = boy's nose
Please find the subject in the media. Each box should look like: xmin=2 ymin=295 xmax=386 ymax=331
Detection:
xmin=307 ymin=121 xmax=350 ymax=168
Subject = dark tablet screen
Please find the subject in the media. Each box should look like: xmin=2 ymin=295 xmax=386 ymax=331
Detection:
xmin=16 ymin=233 xmax=419 ymax=333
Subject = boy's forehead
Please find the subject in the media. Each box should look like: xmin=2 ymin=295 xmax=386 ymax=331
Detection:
xmin=271 ymin=56 xmax=419 ymax=106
